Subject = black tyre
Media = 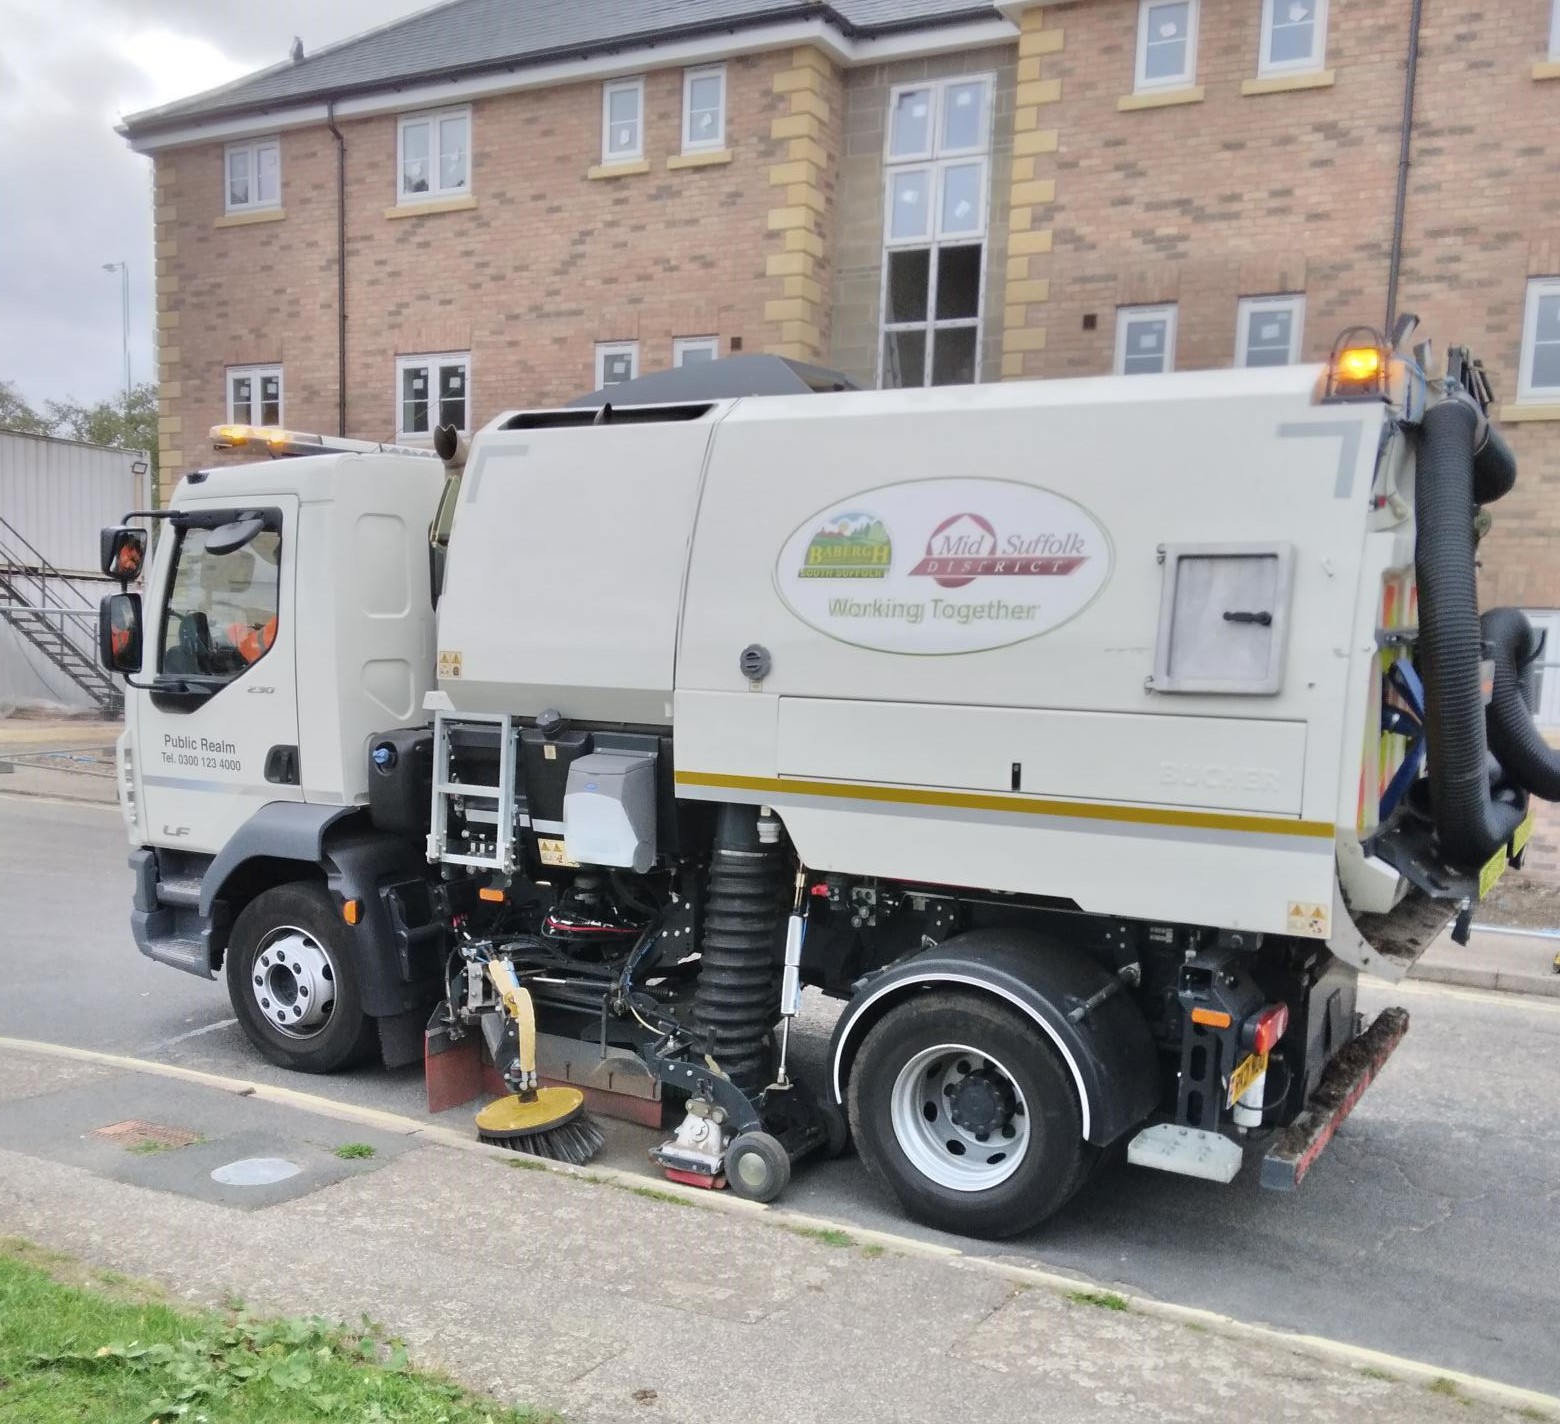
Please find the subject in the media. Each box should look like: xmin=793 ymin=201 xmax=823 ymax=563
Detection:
xmin=225 ymin=882 xmax=377 ymax=1074
xmin=846 ymin=990 xmax=1084 ymax=1239
xmin=725 ymin=1130 xmax=792 ymax=1203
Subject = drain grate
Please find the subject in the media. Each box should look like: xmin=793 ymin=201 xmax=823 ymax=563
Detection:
xmin=93 ymin=1120 xmax=202 ymax=1151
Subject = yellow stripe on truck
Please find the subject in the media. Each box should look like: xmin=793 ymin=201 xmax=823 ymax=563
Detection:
xmin=674 ymin=771 xmax=1337 ymax=841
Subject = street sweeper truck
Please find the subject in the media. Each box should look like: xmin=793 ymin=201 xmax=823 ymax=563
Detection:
xmin=96 ymin=329 xmax=1556 ymax=1238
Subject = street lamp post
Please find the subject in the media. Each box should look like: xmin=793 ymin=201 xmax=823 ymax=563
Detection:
xmin=102 ymin=261 xmax=131 ymax=409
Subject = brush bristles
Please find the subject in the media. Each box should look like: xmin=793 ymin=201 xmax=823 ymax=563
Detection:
xmin=480 ymin=1114 xmax=606 ymax=1165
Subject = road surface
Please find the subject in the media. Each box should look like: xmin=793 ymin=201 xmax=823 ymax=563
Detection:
xmin=3 ymin=792 xmax=1557 ymax=1392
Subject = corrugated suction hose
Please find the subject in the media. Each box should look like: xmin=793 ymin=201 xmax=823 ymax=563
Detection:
xmin=1413 ymin=396 xmax=1526 ymax=866
xmin=693 ymin=804 xmax=786 ymax=1097
xmin=1483 ymin=606 xmax=1560 ymax=801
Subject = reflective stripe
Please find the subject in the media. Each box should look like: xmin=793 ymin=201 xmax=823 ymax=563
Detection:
xmin=676 ymin=770 xmax=1335 ymax=842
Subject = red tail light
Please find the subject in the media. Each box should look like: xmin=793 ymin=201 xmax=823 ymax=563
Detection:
xmin=1247 ymin=1004 xmax=1289 ymax=1055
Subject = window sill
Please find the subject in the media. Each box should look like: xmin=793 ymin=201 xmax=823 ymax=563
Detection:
xmin=586 ymin=159 xmax=650 ymax=180
xmin=386 ymin=195 xmax=477 ymax=220
xmin=1494 ymin=402 xmax=1560 ymax=423
xmin=668 ymin=148 xmax=733 ymax=170
xmin=215 ymin=208 xmax=285 ymax=228
xmin=1117 ymin=86 xmax=1205 ymax=111
xmin=1533 ymin=59 xmax=1560 ymax=80
xmin=1241 ymin=69 xmax=1335 ymax=95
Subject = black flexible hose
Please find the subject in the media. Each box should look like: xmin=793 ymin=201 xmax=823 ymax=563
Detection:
xmin=693 ymin=805 xmax=785 ymax=1096
xmin=1483 ymin=607 xmax=1560 ymax=801
xmin=1413 ymin=397 xmax=1526 ymax=866
xmin=1473 ymin=418 xmax=1518 ymax=505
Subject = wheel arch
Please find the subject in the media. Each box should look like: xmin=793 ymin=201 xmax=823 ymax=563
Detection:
xmin=828 ymin=929 xmax=1162 ymax=1148
xmin=201 ymin=802 xmax=436 ymax=1019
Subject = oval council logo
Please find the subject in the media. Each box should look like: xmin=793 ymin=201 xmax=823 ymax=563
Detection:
xmin=775 ymin=478 xmax=1114 ymax=656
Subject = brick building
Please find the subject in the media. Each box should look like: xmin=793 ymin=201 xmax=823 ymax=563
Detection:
xmin=122 ymin=0 xmax=1560 ymax=718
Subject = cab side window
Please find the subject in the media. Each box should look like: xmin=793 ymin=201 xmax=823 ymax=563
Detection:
xmin=159 ymin=526 xmax=282 ymax=681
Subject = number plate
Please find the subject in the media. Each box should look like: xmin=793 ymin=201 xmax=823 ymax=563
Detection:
xmin=1478 ymin=843 xmax=1509 ymax=900
xmin=1227 ymin=1050 xmax=1269 ymax=1109
xmin=1514 ymin=809 xmax=1537 ymax=859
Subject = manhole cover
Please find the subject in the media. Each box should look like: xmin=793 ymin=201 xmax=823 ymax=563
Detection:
xmin=94 ymin=1120 xmax=202 ymax=1151
xmin=211 ymin=1157 xmax=303 ymax=1186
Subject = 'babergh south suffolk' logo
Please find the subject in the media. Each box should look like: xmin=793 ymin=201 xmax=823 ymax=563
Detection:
xmin=798 ymin=511 xmax=892 ymax=580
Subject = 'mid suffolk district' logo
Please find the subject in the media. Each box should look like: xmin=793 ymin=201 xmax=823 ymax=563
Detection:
xmin=798 ymin=511 xmax=892 ymax=580
xmin=909 ymin=512 xmax=1090 ymax=589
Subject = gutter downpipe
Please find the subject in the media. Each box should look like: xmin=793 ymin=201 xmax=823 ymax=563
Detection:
xmin=1385 ymin=0 xmax=1423 ymax=333
xmin=326 ymin=99 xmax=347 ymax=437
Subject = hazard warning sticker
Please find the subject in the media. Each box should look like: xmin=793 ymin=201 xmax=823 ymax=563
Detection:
xmin=437 ymin=650 xmax=463 ymax=679
xmin=1287 ymin=901 xmax=1331 ymax=938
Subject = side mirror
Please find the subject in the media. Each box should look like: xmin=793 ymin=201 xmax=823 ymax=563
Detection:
xmin=206 ymin=515 xmax=266 ymax=556
xmin=98 ymin=593 xmax=143 ymax=675
xmin=100 ymin=526 xmax=147 ymax=584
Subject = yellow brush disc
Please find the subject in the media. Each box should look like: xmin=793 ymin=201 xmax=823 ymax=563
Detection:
xmin=476 ymin=1087 xmax=586 ymax=1135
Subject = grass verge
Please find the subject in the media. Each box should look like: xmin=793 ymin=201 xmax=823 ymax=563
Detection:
xmin=0 ymin=1239 xmax=551 ymax=1423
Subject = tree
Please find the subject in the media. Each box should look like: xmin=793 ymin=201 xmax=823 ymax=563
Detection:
xmin=0 ymin=380 xmax=53 ymax=436
xmin=0 ymin=379 xmax=159 ymax=485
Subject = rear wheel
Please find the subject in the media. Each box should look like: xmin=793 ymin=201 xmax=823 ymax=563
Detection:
xmin=846 ymin=990 xmax=1084 ymax=1239
xmin=226 ymin=883 xmax=376 ymax=1074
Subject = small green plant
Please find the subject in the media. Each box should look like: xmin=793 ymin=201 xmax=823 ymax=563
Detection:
xmin=1425 ymin=1377 xmax=1470 ymax=1406
xmin=1067 ymin=1290 xmax=1130 ymax=1312
xmin=333 ymin=1143 xmax=377 ymax=1160
xmin=1359 ymin=1366 xmax=1396 ymax=1382
xmin=627 ymin=1185 xmax=694 ymax=1208
xmin=788 ymin=1226 xmax=853 ymax=1248
xmin=506 ymin=1156 xmax=547 ymax=1172
xmin=1515 ymin=1407 xmax=1547 ymax=1422
xmin=126 ymin=1139 xmax=182 ymax=1156
xmin=859 ymin=1244 xmax=886 ymax=1259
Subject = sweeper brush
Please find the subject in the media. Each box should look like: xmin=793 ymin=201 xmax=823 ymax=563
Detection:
xmin=478 ymin=957 xmax=605 ymax=1165
xmin=476 ymin=1085 xmax=607 ymax=1163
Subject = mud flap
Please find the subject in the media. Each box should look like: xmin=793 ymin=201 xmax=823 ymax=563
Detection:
xmin=1260 ymin=1006 xmax=1410 ymax=1191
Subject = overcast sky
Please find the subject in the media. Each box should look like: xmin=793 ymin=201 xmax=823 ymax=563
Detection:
xmin=0 ymin=0 xmax=430 ymax=409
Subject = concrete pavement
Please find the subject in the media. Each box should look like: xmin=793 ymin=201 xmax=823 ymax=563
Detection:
xmin=0 ymin=1043 xmax=1552 ymax=1424
xmin=5 ymin=792 xmax=1560 ymax=1394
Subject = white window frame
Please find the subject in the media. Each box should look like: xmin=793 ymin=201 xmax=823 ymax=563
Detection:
xmin=1236 ymin=294 xmax=1306 ymax=367
xmin=602 ymin=78 xmax=645 ymax=163
xmin=1523 ymin=609 xmax=1560 ymax=727
xmin=681 ymin=65 xmax=727 ymax=153
xmin=877 ymin=76 xmax=994 ymax=391
xmin=1115 ymin=305 xmax=1178 ymax=375
xmin=226 ymin=364 xmax=283 ymax=426
xmin=397 ymin=106 xmax=472 ymax=203
xmin=596 ymin=341 xmax=640 ymax=388
xmin=1134 ymin=0 xmax=1200 ymax=92
xmin=395 ymin=352 xmax=472 ymax=439
xmin=673 ymin=336 xmax=720 ymax=366
xmin=1258 ymin=0 xmax=1328 ymax=76
xmin=1519 ymin=277 xmax=1560 ymax=404
xmin=224 ymin=137 xmax=281 ymax=214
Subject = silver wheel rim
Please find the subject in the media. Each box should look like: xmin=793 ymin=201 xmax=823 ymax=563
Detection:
xmin=251 ymin=925 xmax=337 ymax=1039
xmin=890 ymin=1042 xmax=1030 ymax=1192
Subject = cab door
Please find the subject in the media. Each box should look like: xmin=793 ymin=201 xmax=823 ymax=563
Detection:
xmin=136 ymin=498 xmax=301 ymax=854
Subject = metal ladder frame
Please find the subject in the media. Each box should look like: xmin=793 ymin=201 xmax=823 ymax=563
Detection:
xmin=427 ymin=710 xmax=519 ymax=873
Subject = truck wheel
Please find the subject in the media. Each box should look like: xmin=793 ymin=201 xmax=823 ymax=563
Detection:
xmin=226 ymin=883 xmax=376 ymax=1074
xmin=846 ymin=991 xmax=1084 ymax=1240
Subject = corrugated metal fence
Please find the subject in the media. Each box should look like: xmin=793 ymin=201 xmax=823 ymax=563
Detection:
xmin=0 ymin=430 xmax=151 ymax=712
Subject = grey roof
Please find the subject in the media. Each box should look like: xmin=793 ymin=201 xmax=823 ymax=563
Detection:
xmin=566 ymin=353 xmax=858 ymax=407
xmin=121 ymin=0 xmax=997 ymax=137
